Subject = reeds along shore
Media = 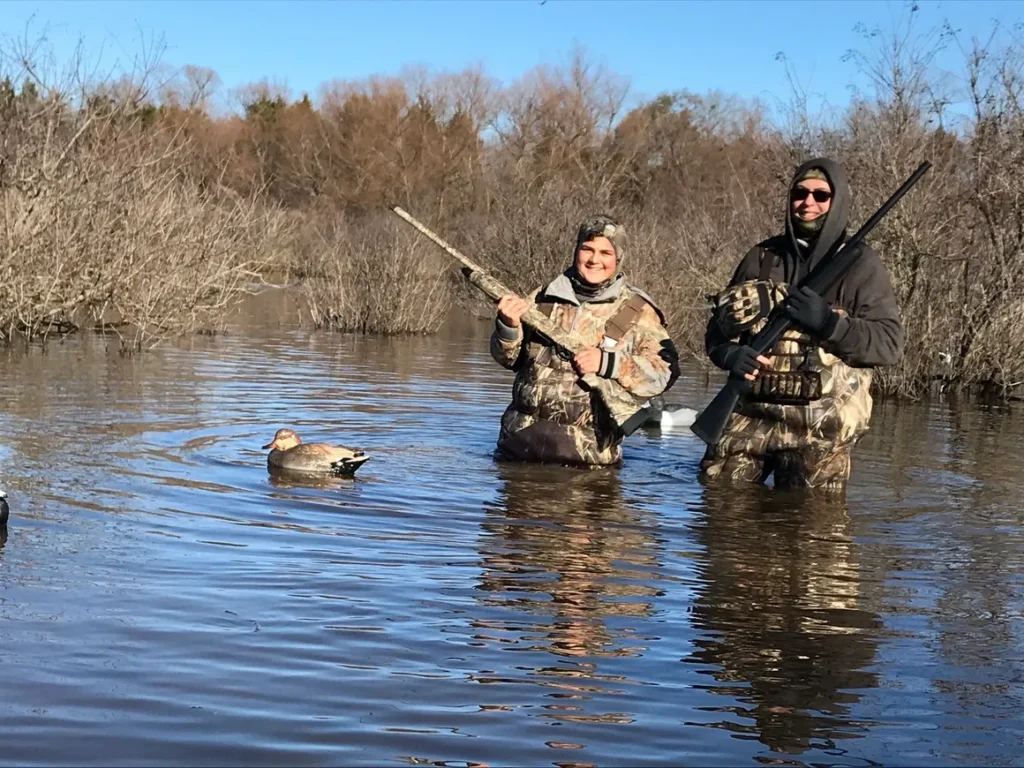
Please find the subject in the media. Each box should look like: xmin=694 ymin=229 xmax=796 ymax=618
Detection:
xmin=2 ymin=14 xmax=1023 ymax=399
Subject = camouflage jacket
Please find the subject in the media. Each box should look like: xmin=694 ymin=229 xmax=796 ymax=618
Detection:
xmin=490 ymin=272 xmax=678 ymax=467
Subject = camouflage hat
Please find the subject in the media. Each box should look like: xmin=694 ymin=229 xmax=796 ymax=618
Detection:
xmin=575 ymin=214 xmax=626 ymax=261
xmin=795 ymin=167 xmax=829 ymax=184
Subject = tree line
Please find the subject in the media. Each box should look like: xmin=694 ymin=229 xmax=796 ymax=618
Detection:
xmin=1 ymin=10 xmax=1022 ymax=398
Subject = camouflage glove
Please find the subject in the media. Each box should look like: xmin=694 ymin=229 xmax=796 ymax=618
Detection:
xmin=720 ymin=344 xmax=762 ymax=380
xmin=783 ymin=286 xmax=840 ymax=339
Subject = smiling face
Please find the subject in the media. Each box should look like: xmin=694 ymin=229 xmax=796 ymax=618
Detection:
xmin=573 ymin=235 xmax=618 ymax=285
xmin=790 ymin=177 xmax=833 ymax=225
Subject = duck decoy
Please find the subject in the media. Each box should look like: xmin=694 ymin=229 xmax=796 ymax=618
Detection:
xmin=261 ymin=428 xmax=370 ymax=476
xmin=641 ymin=395 xmax=697 ymax=432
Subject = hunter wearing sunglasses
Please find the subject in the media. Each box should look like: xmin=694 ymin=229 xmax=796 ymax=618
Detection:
xmin=699 ymin=157 xmax=905 ymax=490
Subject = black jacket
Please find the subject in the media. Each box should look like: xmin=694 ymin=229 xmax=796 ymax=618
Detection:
xmin=706 ymin=157 xmax=905 ymax=369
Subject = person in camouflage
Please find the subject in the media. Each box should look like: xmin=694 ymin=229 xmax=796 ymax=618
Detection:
xmin=701 ymin=158 xmax=905 ymax=490
xmin=490 ymin=214 xmax=679 ymax=467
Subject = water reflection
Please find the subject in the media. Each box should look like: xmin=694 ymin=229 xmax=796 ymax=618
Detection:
xmin=467 ymin=463 xmax=666 ymax=750
xmin=685 ymin=484 xmax=882 ymax=757
xmin=477 ymin=463 xmax=663 ymax=661
xmin=266 ymin=467 xmax=360 ymax=491
xmin=0 ymin=286 xmax=1020 ymax=765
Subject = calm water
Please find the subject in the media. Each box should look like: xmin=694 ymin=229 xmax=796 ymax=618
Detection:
xmin=1 ymin=288 xmax=1022 ymax=767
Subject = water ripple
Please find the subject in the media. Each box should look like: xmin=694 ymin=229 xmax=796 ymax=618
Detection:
xmin=0 ymin=303 xmax=1020 ymax=766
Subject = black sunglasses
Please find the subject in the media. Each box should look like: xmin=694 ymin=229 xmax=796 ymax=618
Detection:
xmin=791 ymin=187 xmax=833 ymax=203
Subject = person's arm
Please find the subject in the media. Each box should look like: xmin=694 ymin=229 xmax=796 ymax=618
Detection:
xmin=706 ymin=245 xmax=764 ymax=370
xmin=490 ymin=317 xmax=524 ymax=370
xmin=785 ymin=250 xmax=905 ymax=367
xmin=490 ymin=291 xmax=535 ymax=370
xmin=826 ymin=252 xmax=904 ymax=366
xmin=600 ymin=305 xmax=680 ymax=398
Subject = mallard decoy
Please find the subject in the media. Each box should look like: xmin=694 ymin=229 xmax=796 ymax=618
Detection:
xmin=261 ymin=428 xmax=370 ymax=476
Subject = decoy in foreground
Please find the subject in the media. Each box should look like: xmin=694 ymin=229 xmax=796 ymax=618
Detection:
xmin=261 ymin=428 xmax=370 ymax=476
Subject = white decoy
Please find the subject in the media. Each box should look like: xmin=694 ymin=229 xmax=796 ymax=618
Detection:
xmin=641 ymin=396 xmax=698 ymax=432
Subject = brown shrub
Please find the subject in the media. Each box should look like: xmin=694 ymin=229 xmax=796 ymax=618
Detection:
xmin=6 ymin=11 xmax=1024 ymax=402
xmin=0 ymin=41 xmax=292 ymax=352
xmin=300 ymin=212 xmax=452 ymax=335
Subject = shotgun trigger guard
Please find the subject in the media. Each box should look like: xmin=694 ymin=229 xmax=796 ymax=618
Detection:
xmin=552 ymin=344 xmax=574 ymax=362
xmin=531 ymin=329 xmax=573 ymax=362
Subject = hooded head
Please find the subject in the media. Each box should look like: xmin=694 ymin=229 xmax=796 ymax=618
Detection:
xmin=784 ymin=157 xmax=851 ymax=270
xmin=568 ymin=213 xmax=626 ymax=296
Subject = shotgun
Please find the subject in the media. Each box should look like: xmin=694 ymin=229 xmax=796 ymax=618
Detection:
xmin=690 ymin=161 xmax=932 ymax=447
xmin=391 ymin=206 xmax=655 ymax=438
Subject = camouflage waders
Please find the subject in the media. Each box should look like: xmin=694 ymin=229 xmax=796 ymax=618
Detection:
xmin=699 ymin=271 xmax=873 ymax=491
xmin=491 ymin=278 xmax=677 ymax=468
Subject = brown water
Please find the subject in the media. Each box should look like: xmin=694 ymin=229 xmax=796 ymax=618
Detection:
xmin=1 ymin=288 xmax=1022 ymax=767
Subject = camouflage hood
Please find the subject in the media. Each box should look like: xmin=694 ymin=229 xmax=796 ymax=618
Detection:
xmin=574 ymin=214 xmax=626 ymax=263
xmin=784 ymin=157 xmax=852 ymax=274
xmin=568 ymin=214 xmax=627 ymax=299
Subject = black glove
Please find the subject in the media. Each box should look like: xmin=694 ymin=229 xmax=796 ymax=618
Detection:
xmin=783 ymin=286 xmax=839 ymax=338
xmin=721 ymin=344 xmax=762 ymax=380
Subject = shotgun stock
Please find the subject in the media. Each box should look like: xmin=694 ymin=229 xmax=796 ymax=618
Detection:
xmin=690 ymin=161 xmax=932 ymax=447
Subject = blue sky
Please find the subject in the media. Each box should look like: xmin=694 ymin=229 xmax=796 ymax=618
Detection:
xmin=1 ymin=0 xmax=1020 ymax=117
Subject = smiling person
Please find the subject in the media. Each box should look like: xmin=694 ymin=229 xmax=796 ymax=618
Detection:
xmin=490 ymin=214 xmax=679 ymax=468
xmin=700 ymin=158 xmax=905 ymax=491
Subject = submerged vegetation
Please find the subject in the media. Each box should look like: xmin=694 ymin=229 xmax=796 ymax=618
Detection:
xmin=2 ymin=9 xmax=1023 ymax=398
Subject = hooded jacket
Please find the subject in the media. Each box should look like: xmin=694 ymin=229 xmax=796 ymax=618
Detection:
xmin=706 ymin=158 xmax=905 ymax=369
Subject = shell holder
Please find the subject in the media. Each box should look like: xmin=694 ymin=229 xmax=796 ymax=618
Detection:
xmin=712 ymin=274 xmax=822 ymax=405
xmin=747 ymin=369 xmax=823 ymax=404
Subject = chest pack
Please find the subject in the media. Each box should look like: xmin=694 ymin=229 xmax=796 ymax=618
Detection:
xmin=536 ymin=292 xmax=649 ymax=343
xmin=514 ymin=292 xmax=649 ymax=372
xmin=711 ymin=248 xmax=840 ymax=406
xmin=509 ymin=290 xmax=647 ymax=382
